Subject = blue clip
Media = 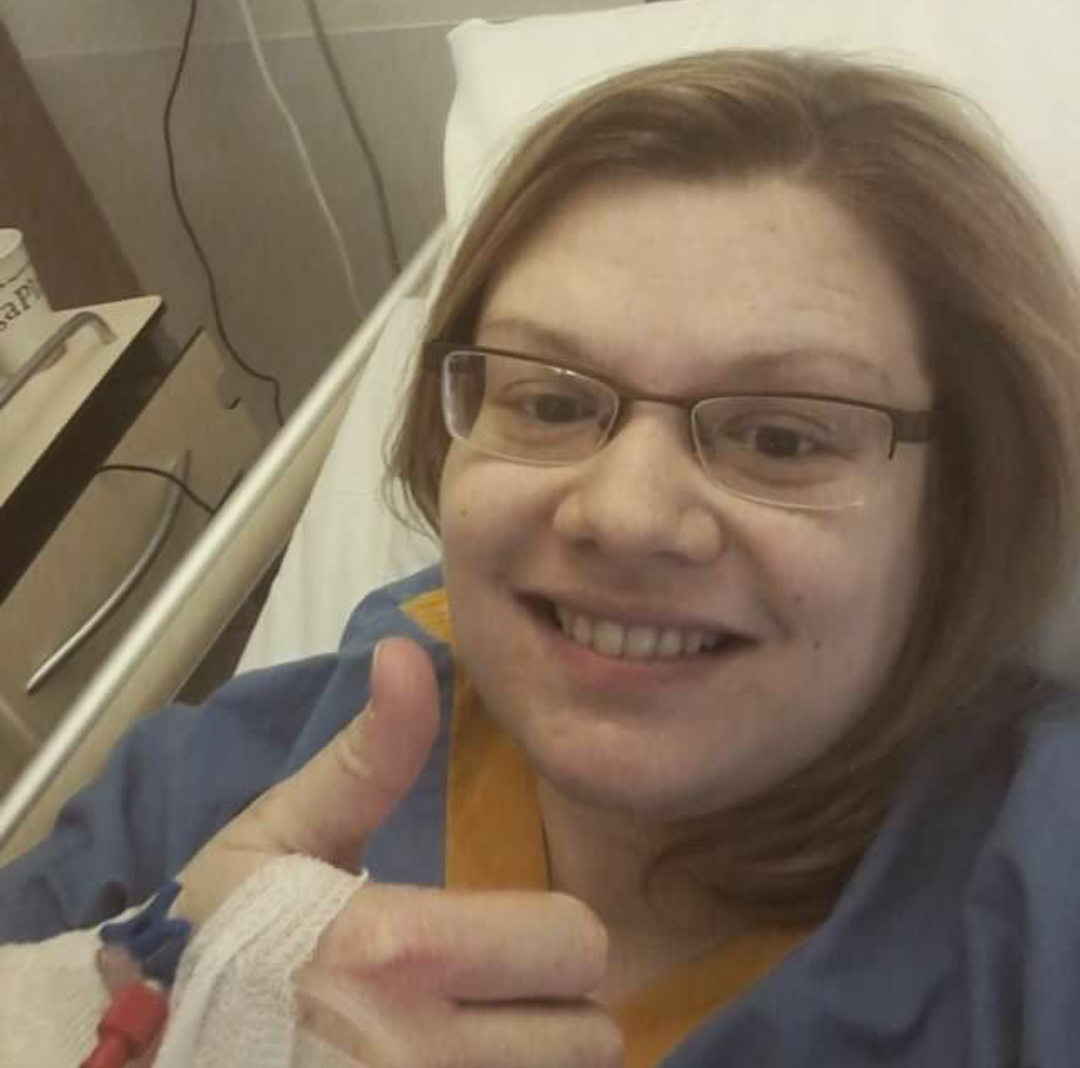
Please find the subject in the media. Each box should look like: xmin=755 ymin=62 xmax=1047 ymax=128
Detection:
xmin=100 ymin=880 xmax=192 ymax=986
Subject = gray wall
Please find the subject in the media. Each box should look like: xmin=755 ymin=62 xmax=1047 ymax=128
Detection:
xmin=1 ymin=1 xmax=632 ymax=421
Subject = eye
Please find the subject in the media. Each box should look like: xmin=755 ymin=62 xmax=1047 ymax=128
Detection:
xmin=730 ymin=423 xmax=824 ymax=459
xmin=502 ymin=382 xmax=601 ymax=424
xmin=697 ymin=400 xmax=844 ymax=462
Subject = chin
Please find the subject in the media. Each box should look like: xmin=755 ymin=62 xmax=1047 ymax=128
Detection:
xmin=524 ymin=728 xmax=736 ymax=822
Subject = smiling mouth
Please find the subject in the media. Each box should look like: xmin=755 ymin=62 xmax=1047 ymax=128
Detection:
xmin=525 ymin=597 xmax=756 ymax=663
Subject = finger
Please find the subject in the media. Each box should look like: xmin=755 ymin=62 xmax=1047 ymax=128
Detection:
xmin=296 ymin=969 xmax=623 ymax=1068
xmin=237 ymin=637 xmax=441 ymax=867
xmin=449 ymin=1002 xmax=623 ymax=1068
xmin=295 ymin=967 xmax=406 ymax=1067
xmin=320 ymin=885 xmax=608 ymax=1002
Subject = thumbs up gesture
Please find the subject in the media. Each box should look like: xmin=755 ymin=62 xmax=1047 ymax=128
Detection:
xmin=174 ymin=637 xmax=622 ymax=1067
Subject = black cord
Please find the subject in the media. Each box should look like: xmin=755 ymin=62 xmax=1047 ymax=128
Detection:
xmin=303 ymin=0 xmax=402 ymax=277
xmin=96 ymin=464 xmax=218 ymax=516
xmin=165 ymin=0 xmax=287 ymax=428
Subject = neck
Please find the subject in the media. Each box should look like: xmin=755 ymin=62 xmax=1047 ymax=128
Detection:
xmin=536 ymin=780 xmax=751 ymax=998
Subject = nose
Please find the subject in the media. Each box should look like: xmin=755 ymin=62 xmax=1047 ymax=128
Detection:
xmin=552 ymin=404 xmax=726 ymax=567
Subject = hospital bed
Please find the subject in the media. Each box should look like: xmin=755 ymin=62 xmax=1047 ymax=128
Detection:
xmin=2 ymin=0 xmax=1079 ymax=861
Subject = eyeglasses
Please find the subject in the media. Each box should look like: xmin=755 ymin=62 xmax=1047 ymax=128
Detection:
xmin=425 ymin=342 xmax=934 ymax=511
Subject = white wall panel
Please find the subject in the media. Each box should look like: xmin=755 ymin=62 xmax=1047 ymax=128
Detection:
xmin=0 ymin=1 xmax=634 ymax=59
xmin=0 ymin=1 xmax=644 ymax=413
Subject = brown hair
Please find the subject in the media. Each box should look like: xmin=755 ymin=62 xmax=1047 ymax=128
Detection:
xmin=389 ymin=50 xmax=1080 ymax=921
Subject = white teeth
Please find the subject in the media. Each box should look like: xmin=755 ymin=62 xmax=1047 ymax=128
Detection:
xmin=657 ymin=628 xmax=682 ymax=658
xmin=624 ymin=626 xmax=658 ymax=660
xmin=572 ymin=614 xmax=593 ymax=645
xmin=554 ymin=606 xmax=730 ymax=661
xmin=593 ymin=620 xmax=625 ymax=658
xmin=556 ymin=604 xmax=571 ymax=633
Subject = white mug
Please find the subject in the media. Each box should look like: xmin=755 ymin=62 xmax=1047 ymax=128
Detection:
xmin=0 ymin=228 xmax=57 ymax=379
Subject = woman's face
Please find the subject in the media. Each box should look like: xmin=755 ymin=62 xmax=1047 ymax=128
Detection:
xmin=439 ymin=175 xmax=933 ymax=823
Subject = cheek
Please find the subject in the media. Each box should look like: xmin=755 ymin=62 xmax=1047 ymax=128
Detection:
xmin=439 ymin=446 xmax=495 ymax=556
xmin=772 ymin=488 xmax=927 ymax=659
xmin=438 ymin=446 xmax=471 ymax=531
xmin=438 ymin=446 xmax=554 ymax=572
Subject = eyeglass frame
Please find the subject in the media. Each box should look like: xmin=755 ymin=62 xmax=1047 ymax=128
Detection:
xmin=423 ymin=340 xmax=935 ymax=505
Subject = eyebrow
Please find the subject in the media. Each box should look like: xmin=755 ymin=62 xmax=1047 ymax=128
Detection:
xmin=477 ymin=315 xmax=895 ymax=391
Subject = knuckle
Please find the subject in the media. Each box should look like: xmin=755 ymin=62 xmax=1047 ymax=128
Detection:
xmin=330 ymin=722 xmax=374 ymax=783
xmin=331 ymin=724 xmax=400 ymax=813
xmin=356 ymin=891 xmax=445 ymax=984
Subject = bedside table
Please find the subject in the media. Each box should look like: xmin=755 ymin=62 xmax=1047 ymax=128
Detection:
xmin=1 ymin=296 xmax=166 ymax=597
xmin=0 ymin=302 xmax=267 ymax=797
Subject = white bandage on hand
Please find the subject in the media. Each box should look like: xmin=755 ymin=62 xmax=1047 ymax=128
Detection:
xmin=154 ymin=855 xmax=366 ymax=1068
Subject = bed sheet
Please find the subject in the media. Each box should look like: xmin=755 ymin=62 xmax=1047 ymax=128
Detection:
xmin=237 ymin=298 xmax=439 ymax=673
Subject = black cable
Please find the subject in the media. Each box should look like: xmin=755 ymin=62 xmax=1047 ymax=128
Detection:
xmin=96 ymin=464 xmax=218 ymax=516
xmin=165 ymin=0 xmax=287 ymax=428
xmin=303 ymin=0 xmax=403 ymax=277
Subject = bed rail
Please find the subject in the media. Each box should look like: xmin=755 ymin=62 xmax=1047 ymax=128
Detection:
xmin=0 ymin=223 xmax=447 ymax=859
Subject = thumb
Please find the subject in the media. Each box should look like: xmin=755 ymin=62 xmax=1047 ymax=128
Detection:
xmin=242 ymin=636 xmax=441 ymax=868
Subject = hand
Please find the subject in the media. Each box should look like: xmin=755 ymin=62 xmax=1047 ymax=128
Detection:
xmin=175 ymin=637 xmax=622 ymax=1067
xmin=174 ymin=637 xmax=441 ymax=926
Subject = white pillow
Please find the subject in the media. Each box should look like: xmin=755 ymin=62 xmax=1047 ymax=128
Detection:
xmin=442 ymin=0 xmax=1079 ymax=682
xmin=444 ymin=0 xmax=1080 ymax=265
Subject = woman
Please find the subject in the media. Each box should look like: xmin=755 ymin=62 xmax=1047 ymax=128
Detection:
xmin=2 ymin=49 xmax=1080 ymax=1067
